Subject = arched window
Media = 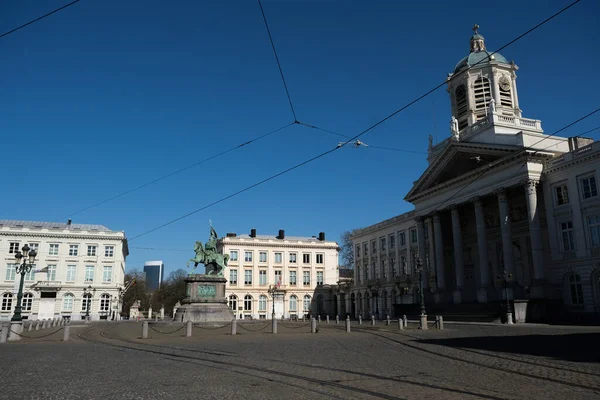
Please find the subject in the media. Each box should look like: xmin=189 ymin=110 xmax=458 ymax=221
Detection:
xmin=303 ymin=295 xmax=311 ymax=312
xmin=566 ymin=273 xmax=583 ymax=305
xmin=317 ymin=294 xmax=324 ymax=315
xmin=228 ymin=295 xmax=238 ymax=311
xmin=259 ymin=295 xmax=267 ymax=312
xmin=1 ymin=293 xmax=13 ymax=311
xmin=63 ymin=293 xmax=74 ymax=312
xmin=22 ymin=293 xmax=33 ymax=311
xmin=455 ymin=84 xmax=468 ymax=129
xmin=244 ymin=295 xmax=252 ymax=311
xmin=473 ymin=76 xmax=492 ymax=120
xmin=289 ymin=295 xmax=297 ymax=312
xmin=81 ymin=293 xmax=91 ymax=312
xmin=100 ymin=294 xmax=110 ymax=312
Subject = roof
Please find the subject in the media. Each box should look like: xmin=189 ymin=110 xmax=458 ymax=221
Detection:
xmin=0 ymin=220 xmax=115 ymax=232
xmin=454 ymin=50 xmax=509 ymax=74
xmin=225 ymin=234 xmax=337 ymax=243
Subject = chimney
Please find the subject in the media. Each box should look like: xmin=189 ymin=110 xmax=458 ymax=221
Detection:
xmin=226 ymin=233 xmax=237 ymax=238
xmin=67 ymin=219 xmax=72 ymax=226
xmin=250 ymin=228 xmax=256 ymax=238
xmin=318 ymin=232 xmax=325 ymax=241
xmin=278 ymin=229 xmax=285 ymax=239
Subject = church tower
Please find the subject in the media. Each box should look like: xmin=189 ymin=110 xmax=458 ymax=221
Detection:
xmin=447 ymin=25 xmax=522 ymax=133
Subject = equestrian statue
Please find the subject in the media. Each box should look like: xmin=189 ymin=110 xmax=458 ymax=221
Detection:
xmin=187 ymin=222 xmax=229 ymax=276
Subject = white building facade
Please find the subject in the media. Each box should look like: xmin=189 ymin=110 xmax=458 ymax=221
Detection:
xmin=219 ymin=229 xmax=339 ymax=320
xmin=0 ymin=220 xmax=128 ymax=322
xmin=350 ymin=26 xmax=600 ymax=322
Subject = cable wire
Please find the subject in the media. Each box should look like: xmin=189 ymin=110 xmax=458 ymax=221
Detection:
xmin=127 ymin=0 xmax=582 ymax=241
xmin=0 ymin=0 xmax=80 ymax=40
xmin=257 ymin=0 xmax=297 ymax=121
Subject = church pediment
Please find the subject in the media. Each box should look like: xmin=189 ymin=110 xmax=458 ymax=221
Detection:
xmin=405 ymin=142 xmax=521 ymax=202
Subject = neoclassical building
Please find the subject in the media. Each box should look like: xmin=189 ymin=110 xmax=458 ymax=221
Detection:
xmin=350 ymin=26 xmax=600 ymax=321
xmin=0 ymin=220 xmax=128 ymax=321
xmin=219 ymin=229 xmax=339 ymax=319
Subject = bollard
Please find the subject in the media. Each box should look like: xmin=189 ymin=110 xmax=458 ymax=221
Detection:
xmin=142 ymin=321 xmax=148 ymax=339
xmin=272 ymin=316 xmax=278 ymax=334
xmin=359 ymin=315 xmax=363 ymax=325
xmin=231 ymin=318 xmax=237 ymax=335
xmin=326 ymin=315 xmax=329 ymax=324
xmin=507 ymin=312 xmax=514 ymax=325
xmin=317 ymin=315 xmax=321 ymax=323
xmin=403 ymin=315 xmax=407 ymax=327
xmin=35 ymin=320 xmax=40 ymax=331
xmin=335 ymin=315 xmax=339 ymax=324
xmin=311 ymin=317 xmax=317 ymax=333
xmin=27 ymin=322 xmax=33 ymax=332
xmin=419 ymin=314 xmax=428 ymax=330
xmin=386 ymin=315 xmax=390 ymax=326
xmin=60 ymin=319 xmax=64 ymax=326
xmin=398 ymin=318 xmax=404 ymax=330
xmin=345 ymin=316 xmax=351 ymax=333
xmin=0 ymin=324 xmax=8 ymax=344
xmin=437 ymin=315 xmax=444 ymax=330
xmin=186 ymin=320 xmax=193 ymax=337
xmin=63 ymin=325 xmax=70 ymax=341
xmin=41 ymin=319 xmax=46 ymax=329
xmin=371 ymin=315 xmax=375 ymax=326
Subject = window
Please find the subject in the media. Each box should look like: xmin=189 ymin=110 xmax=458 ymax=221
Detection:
xmin=103 ymin=266 xmax=113 ymax=283
xmin=5 ymin=264 xmax=16 ymax=281
xmin=455 ymin=84 xmax=468 ymax=129
xmin=303 ymin=271 xmax=310 ymax=286
xmin=229 ymin=269 xmax=238 ymax=285
xmin=9 ymin=242 xmax=20 ymax=254
xmin=259 ymin=295 xmax=267 ymax=312
xmin=390 ymin=258 xmax=396 ymax=276
xmin=400 ymin=232 xmax=406 ymax=246
xmin=356 ymin=245 xmax=360 ymax=258
xmin=104 ymin=246 xmax=114 ymax=257
xmin=381 ymin=238 xmax=386 ymax=251
xmin=259 ymin=252 xmax=267 ymax=263
xmin=560 ymin=221 xmax=575 ymax=251
xmin=66 ymin=265 xmax=77 ymax=282
xmin=381 ymin=259 xmax=387 ymax=279
xmin=87 ymin=245 xmax=97 ymax=256
xmin=303 ymin=253 xmax=310 ymax=264
xmin=473 ymin=76 xmax=492 ymax=120
xmin=567 ymin=273 xmax=584 ymax=305
xmin=63 ymin=293 xmax=74 ymax=311
xmin=47 ymin=265 xmax=57 ymax=281
xmin=228 ymin=295 xmax=237 ymax=311
xmin=24 ymin=264 xmax=36 ymax=281
xmin=424 ymin=226 xmax=429 ymax=240
xmin=589 ymin=216 xmax=600 ymax=248
xmin=82 ymin=294 xmax=90 ymax=312
xmin=401 ymin=256 xmax=407 ymax=274
xmin=100 ymin=294 xmax=110 ymax=312
xmin=244 ymin=269 xmax=252 ymax=285
xmin=371 ymin=241 xmax=376 ymax=254
xmin=555 ymin=184 xmax=569 ymax=206
xmin=363 ymin=243 xmax=368 ymax=256
xmin=28 ymin=243 xmax=39 ymax=253
xmin=69 ymin=245 xmax=79 ymax=256
xmin=317 ymin=271 xmax=323 ymax=286
xmin=2 ymin=293 xmax=13 ymax=311
xmin=410 ymin=229 xmax=418 ymax=244
xmin=357 ymin=265 xmax=362 ymax=283
xmin=289 ymin=271 xmax=297 ymax=286
xmin=372 ymin=263 xmax=376 ymax=279
xmin=303 ymin=295 xmax=311 ymax=312
xmin=259 ymin=270 xmax=267 ymax=285
xmin=289 ymin=253 xmax=297 ymax=263
xmin=274 ymin=270 xmax=282 ymax=285
xmin=49 ymin=244 xmax=59 ymax=256
xmin=289 ymin=295 xmax=297 ymax=312
xmin=581 ymin=176 xmax=598 ymax=199
xmin=274 ymin=253 xmax=282 ymax=263
xmin=229 ymin=250 xmax=238 ymax=262
xmin=316 ymin=254 xmax=324 ymax=264
xmin=244 ymin=251 xmax=253 ymax=263
xmin=85 ymin=265 xmax=94 ymax=283
xmin=499 ymin=78 xmax=512 ymax=107
xmin=22 ymin=293 xmax=33 ymax=311
xmin=244 ymin=295 xmax=252 ymax=311
xmin=390 ymin=235 xmax=395 ymax=249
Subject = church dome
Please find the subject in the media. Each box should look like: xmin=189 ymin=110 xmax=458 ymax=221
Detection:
xmin=453 ymin=25 xmax=509 ymax=74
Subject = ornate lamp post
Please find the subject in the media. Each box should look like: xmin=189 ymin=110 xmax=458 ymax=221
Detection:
xmin=12 ymin=244 xmax=37 ymax=323
xmin=267 ymin=284 xmax=278 ymax=318
xmin=414 ymin=255 xmax=427 ymax=330
xmin=83 ymin=285 xmax=95 ymax=323
xmin=497 ymin=270 xmax=513 ymax=324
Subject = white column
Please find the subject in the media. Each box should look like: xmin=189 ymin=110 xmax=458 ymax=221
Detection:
xmin=511 ymin=71 xmax=521 ymax=116
xmin=495 ymin=188 xmax=515 ymax=276
xmin=432 ymin=213 xmax=445 ymax=293
xmin=416 ymin=217 xmax=428 ymax=289
xmin=524 ymin=180 xmax=546 ymax=298
xmin=450 ymin=205 xmax=464 ymax=304
xmin=427 ymin=217 xmax=435 ymax=289
xmin=491 ymin=72 xmax=501 ymax=106
xmin=473 ymin=196 xmax=490 ymax=303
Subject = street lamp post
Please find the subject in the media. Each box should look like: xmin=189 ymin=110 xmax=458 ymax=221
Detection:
xmin=268 ymin=285 xmax=277 ymax=318
xmin=498 ymin=270 xmax=513 ymax=324
xmin=83 ymin=285 xmax=94 ymax=323
xmin=12 ymin=244 xmax=38 ymax=323
xmin=414 ymin=255 xmax=427 ymax=330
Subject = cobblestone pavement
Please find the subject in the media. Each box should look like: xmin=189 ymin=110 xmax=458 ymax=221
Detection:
xmin=1 ymin=321 xmax=599 ymax=400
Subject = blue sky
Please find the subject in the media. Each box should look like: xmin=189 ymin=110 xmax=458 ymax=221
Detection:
xmin=2 ymin=0 xmax=599 ymax=277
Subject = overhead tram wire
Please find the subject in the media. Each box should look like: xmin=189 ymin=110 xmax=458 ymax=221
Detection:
xmin=257 ymin=0 xmax=297 ymax=121
xmin=54 ymin=122 xmax=295 ymax=222
xmin=127 ymin=0 xmax=583 ymax=242
xmin=0 ymin=0 xmax=80 ymax=40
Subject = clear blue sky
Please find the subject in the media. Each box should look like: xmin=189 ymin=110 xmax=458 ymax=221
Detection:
xmin=2 ymin=0 xmax=599 ymax=277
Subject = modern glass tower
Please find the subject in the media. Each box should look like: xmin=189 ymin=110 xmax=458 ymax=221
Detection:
xmin=143 ymin=261 xmax=164 ymax=291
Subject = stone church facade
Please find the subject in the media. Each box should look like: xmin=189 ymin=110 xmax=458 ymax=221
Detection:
xmin=348 ymin=26 xmax=600 ymax=322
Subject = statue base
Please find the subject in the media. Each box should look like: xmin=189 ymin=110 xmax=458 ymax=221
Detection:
xmin=173 ymin=274 xmax=233 ymax=323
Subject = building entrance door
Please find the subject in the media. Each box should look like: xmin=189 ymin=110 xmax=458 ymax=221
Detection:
xmin=38 ymin=297 xmax=56 ymax=320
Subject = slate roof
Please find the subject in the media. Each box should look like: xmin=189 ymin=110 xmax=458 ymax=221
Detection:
xmin=227 ymin=234 xmax=337 ymax=244
xmin=0 ymin=220 xmax=114 ymax=232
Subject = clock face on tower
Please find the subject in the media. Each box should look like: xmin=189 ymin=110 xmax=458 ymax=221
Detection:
xmin=499 ymin=76 xmax=511 ymax=91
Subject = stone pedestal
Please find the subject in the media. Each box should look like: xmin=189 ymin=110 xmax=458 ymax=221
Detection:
xmin=513 ymin=299 xmax=528 ymax=323
xmin=174 ymin=275 xmax=233 ymax=324
xmin=8 ymin=321 xmax=23 ymax=341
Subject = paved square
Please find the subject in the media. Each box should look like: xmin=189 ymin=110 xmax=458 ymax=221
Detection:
xmin=1 ymin=321 xmax=599 ymax=399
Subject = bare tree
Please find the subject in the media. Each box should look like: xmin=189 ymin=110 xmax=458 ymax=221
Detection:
xmin=340 ymin=230 xmax=357 ymax=269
